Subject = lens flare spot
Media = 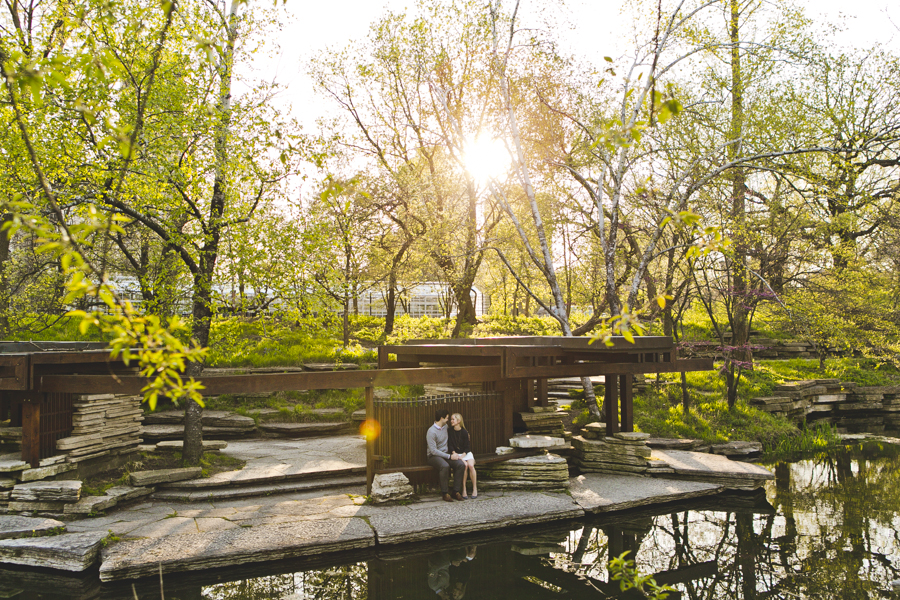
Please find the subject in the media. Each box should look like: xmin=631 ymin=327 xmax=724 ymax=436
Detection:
xmin=360 ymin=418 xmax=381 ymax=441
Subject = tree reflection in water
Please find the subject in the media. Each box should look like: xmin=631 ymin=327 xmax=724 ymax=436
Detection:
xmin=97 ymin=444 xmax=900 ymax=600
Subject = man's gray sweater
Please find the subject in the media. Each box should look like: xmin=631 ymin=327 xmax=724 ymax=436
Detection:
xmin=426 ymin=423 xmax=450 ymax=459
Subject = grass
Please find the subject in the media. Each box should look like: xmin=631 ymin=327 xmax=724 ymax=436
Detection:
xmin=207 ymin=320 xmax=378 ymax=368
xmin=633 ymin=389 xmax=799 ymax=447
xmin=762 ymin=421 xmax=842 ymax=457
xmin=641 ymin=358 xmax=900 ymax=406
xmin=174 ymin=384 xmax=427 ymax=424
xmin=622 ymin=357 xmax=900 ymax=447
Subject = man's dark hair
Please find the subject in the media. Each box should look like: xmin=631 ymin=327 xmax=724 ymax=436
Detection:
xmin=435 ymin=408 xmax=449 ymax=422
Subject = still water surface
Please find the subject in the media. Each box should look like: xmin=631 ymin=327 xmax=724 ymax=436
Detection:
xmin=12 ymin=442 xmax=900 ymax=599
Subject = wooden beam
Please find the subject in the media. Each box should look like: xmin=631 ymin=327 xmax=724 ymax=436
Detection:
xmin=0 ymin=354 xmax=29 ymax=391
xmin=399 ymin=336 xmax=675 ymax=351
xmin=39 ymin=365 xmax=504 ymax=395
xmin=507 ymin=357 xmax=713 ymax=379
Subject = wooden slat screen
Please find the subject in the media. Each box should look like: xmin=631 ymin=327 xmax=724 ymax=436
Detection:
xmin=38 ymin=392 xmax=73 ymax=460
xmin=372 ymin=392 xmax=505 ymax=474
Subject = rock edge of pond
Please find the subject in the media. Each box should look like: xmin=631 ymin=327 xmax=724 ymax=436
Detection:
xmin=0 ymin=448 xmax=775 ymax=582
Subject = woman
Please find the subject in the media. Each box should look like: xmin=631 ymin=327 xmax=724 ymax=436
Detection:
xmin=448 ymin=413 xmax=477 ymax=499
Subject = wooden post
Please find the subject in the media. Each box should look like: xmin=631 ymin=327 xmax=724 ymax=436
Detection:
xmin=21 ymin=398 xmax=40 ymax=467
xmin=604 ymin=375 xmax=619 ymax=436
xmin=365 ymin=386 xmax=375 ymax=496
xmin=500 ymin=380 xmax=516 ymax=442
xmin=620 ymin=374 xmax=633 ymax=432
xmin=537 ymin=357 xmax=550 ymax=408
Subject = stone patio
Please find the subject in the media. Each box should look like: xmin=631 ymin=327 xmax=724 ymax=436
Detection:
xmin=0 ymin=432 xmax=782 ymax=582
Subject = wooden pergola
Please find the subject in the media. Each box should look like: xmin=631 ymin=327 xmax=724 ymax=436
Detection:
xmin=1 ymin=337 xmax=713 ymax=480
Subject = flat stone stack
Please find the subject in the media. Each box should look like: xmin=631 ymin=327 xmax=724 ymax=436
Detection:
xmin=748 ymin=380 xmax=837 ymax=420
xmin=881 ymin=387 xmax=900 ymax=430
xmin=0 ymin=426 xmax=21 ymax=455
xmin=835 ymin=384 xmax=887 ymax=434
xmin=56 ymin=394 xmax=143 ymax=464
xmin=480 ymin=453 xmax=569 ymax=491
xmin=573 ymin=432 xmax=673 ymax=475
xmin=749 ymin=380 xmax=900 ymax=434
xmin=8 ymin=481 xmax=81 ymax=513
xmin=519 ymin=407 xmax=566 ymax=438
xmin=0 ymin=462 xmax=21 ymax=509
xmin=141 ymin=410 xmax=255 ymax=440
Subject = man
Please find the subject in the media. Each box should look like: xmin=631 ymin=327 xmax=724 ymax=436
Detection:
xmin=426 ymin=408 xmax=466 ymax=501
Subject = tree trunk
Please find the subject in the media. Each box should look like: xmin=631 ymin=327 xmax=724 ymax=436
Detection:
xmin=342 ymin=293 xmax=350 ymax=348
xmin=726 ymin=0 xmax=751 ymax=406
xmin=384 ymin=284 xmax=397 ymax=336
xmin=451 ymin=283 xmax=477 ymax=338
xmin=0 ymin=213 xmax=12 ymax=338
xmin=382 ymin=238 xmax=412 ymax=337
xmin=183 ymin=0 xmax=240 ymax=466
xmin=681 ymin=371 xmax=690 ymax=417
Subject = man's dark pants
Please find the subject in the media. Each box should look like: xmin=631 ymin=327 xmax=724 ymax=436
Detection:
xmin=427 ymin=455 xmax=466 ymax=494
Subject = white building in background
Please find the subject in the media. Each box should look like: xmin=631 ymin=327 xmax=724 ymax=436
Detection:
xmin=90 ymin=276 xmax=488 ymax=319
xmin=357 ymin=283 xmax=489 ymax=319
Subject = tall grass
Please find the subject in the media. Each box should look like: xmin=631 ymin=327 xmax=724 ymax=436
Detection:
xmin=762 ymin=421 xmax=842 ymax=457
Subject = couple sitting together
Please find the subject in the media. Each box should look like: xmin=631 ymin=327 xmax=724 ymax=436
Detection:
xmin=426 ymin=409 xmax=478 ymax=502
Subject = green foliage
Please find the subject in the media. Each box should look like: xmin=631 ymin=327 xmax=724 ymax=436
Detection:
xmin=100 ymin=530 xmax=120 ymax=548
xmin=634 ymin=358 xmax=899 ymax=445
xmin=609 ymin=552 xmax=674 ymax=599
xmin=778 ymin=266 xmax=900 ymax=367
xmin=385 ymin=314 xmax=455 ymax=343
xmin=472 ymin=314 xmax=560 ymax=336
xmin=350 ymin=314 xmax=385 ymax=343
xmin=72 ymin=305 xmax=206 ymax=411
xmin=3 ymin=315 xmax=107 ymax=342
xmin=747 ymin=358 xmax=900 ymax=392
xmin=207 ymin=318 xmax=376 ymax=367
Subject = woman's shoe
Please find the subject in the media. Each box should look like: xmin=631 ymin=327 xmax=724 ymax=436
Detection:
xmin=461 ymin=495 xmax=468 ymax=499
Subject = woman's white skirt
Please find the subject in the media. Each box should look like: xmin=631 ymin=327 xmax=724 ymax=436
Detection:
xmin=460 ymin=452 xmax=475 ymax=462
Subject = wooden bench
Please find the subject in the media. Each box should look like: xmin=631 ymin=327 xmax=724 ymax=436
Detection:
xmin=373 ymin=446 xmax=572 ymax=489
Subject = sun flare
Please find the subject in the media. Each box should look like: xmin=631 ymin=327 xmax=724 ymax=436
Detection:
xmin=463 ymin=137 xmax=511 ymax=183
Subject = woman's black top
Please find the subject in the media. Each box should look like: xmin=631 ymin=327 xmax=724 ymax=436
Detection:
xmin=448 ymin=427 xmax=471 ymax=454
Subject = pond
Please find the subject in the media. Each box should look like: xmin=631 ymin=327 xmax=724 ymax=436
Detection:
xmin=7 ymin=442 xmax=900 ymax=600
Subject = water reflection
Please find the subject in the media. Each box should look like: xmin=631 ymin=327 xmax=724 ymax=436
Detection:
xmin=5 ymin=444 xmax=899 ymax=600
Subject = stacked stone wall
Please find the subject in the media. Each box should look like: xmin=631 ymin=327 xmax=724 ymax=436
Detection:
xmin=749 ymin=379 xmax=900 ymax=434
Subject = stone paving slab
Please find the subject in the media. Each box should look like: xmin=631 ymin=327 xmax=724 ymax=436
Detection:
xmin=358 ymin=490 xmax=585 ymax=545
xmin=0 ymin=531 xmax=107 ymax=571
xmin=161 ymin=464 xmax=364 ymax=489
xmin=569 ymin=473 xmax=723 ymax=513
xmin=650 ymin=449 xmax=774 ymax=489
xmin=0 ymin=516 xmax=66 ymax=540
xmin=152 ymin=474 xmax=366 ymax=501
xmin=99 ymin=517 xmax=375 ymax=581
xmin=130 ymin=467 xmax=201 ymax=486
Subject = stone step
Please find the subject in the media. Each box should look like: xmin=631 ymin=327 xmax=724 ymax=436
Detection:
xmin=141 ymin=424 xmax=255 ymax=441
xmin=143 ymin=411 xmax=256 ymax=428
xmin=151 ymin=474 xmax=366 ymax=502
xmin=258 ymin=422 xmax=354 ymax=437
xmin=160 ymin=465 xmax=365 ymax=490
